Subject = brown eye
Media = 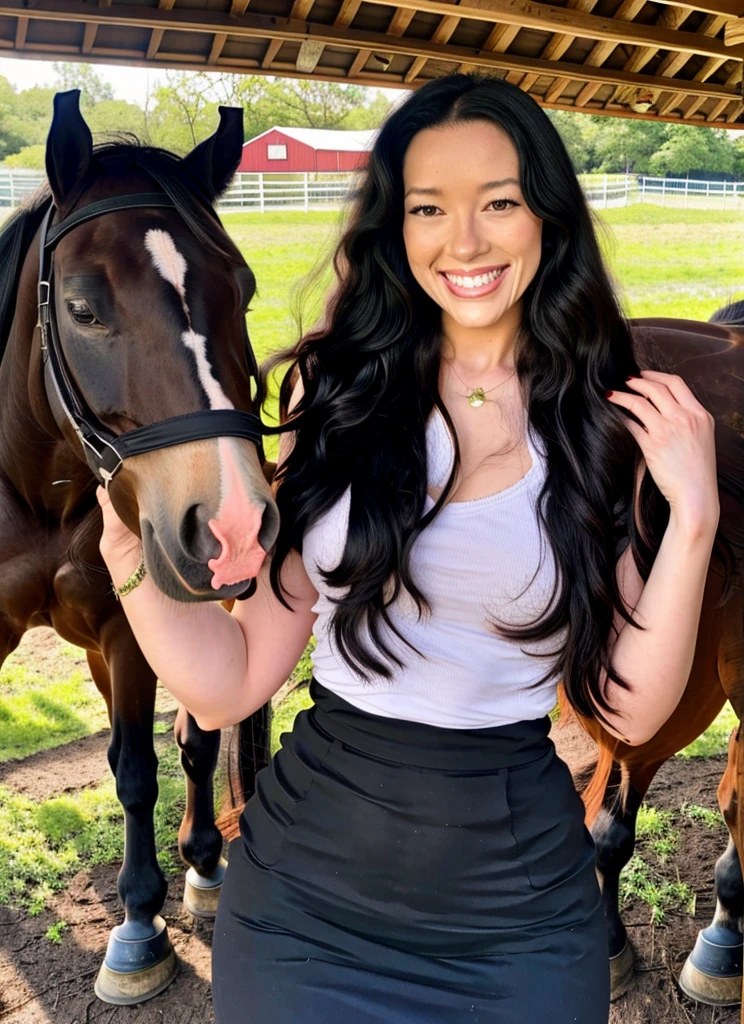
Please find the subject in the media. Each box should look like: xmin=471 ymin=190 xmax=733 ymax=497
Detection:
xmin=66 ymin=299 xmax=99 ymax=326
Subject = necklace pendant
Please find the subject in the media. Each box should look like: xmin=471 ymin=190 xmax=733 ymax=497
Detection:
xmin=468 ymin=387 xmax=486 ymax=408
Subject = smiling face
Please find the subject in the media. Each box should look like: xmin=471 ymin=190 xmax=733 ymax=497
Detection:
xmin=402 ymin=120 xmax=543 ymax=342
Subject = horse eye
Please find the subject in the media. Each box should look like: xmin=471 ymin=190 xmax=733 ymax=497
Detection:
xmin=66 ymin=299 xmax=99 ymax=326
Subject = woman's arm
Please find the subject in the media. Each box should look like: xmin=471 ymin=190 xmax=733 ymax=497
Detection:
xmin=595 ymin=515 xmax=716 ymax=747
xmin=100 ymin=523 xmax=318 ymax=732
xmin=595 ymin=368 xmax=720 ymax=747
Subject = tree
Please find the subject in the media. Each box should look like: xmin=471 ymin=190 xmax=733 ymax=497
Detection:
xmin=4 ymin=144 xmax=45 ymax=169
xmin=589 ymin=117 xmax=668 ymax=174
xmin=649 ymin=124 xmax=735 ymax=177
xmin=52 ymin=62 xmax=115 ymax=107
xmin=85 ymin=99 xmax=150 ymax=144
xmin=265 ymin=79 xmax=369 ymax=129
xmin=147 ymin=72 xmax=220 ymax=154
xmin=546 ymin=110 xmax=595 ymax=172
xmin=340 ymin=90 xmax=392 ymax=130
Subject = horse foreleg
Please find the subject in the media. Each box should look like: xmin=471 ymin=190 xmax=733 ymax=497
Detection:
xmin=174 ymin=707 xmax=226 ymax=918
xmin=94 ymin=624 xmax=177 ymax=1006
xmin=592 ymin=776 xmax=644 ymax=1001
xmin=679 ymin=725 xmax=743 ymax=1007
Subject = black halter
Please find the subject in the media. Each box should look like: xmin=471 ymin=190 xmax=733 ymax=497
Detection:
xmin=37 ymin=192 xmax=264 ymax=487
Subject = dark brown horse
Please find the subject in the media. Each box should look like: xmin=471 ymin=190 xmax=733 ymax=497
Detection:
xmin=0 ymin=92 xmax=278 ymax=1004
xmin=553 ymin=308 xmax=744 ymax=1012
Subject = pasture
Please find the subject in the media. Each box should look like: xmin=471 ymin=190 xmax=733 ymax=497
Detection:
xmin=0 ymin=203 xmax=742 ymax=1023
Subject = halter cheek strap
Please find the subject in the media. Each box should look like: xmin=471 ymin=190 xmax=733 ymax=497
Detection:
xmin=37 ymin=195 xmax=265 ymax=487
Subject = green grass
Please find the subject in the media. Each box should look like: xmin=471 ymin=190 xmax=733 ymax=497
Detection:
xmin=0 ymin=648 xmax=110 ymax=762
xmin=619 ymin=853 xmax=695 ymax=924
xmin=596 ymin=206 xmax=744 ymax=321
xmin=677 ymin=702 xmax=737 ymax=758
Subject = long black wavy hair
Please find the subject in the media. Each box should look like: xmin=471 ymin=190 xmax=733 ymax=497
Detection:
xmin=266 ymin=72 xmax=667 ymax=728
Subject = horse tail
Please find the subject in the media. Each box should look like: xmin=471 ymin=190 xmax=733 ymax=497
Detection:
xmin=556 ymin=685 xmax=622 ymax=827
xmin=215 ymin=704 xmax=273 ymax=842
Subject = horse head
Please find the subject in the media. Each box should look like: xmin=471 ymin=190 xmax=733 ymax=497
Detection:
xmin=36 ymin=90 xmax=278 ymax=601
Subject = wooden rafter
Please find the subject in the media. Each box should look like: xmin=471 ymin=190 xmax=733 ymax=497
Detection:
xmin=3 ymin=0 xmax=743 ymax=64
xmin=656 ymin=15 xmax=728 ymax=116
xmin=146 ymin=0 xmax=176 ymax=63
xmin=14 ymin=14 xmax=27 ymax=49
xmin=683 ymin=59 xmax=741 ymax=116
xmin=550 ymin=0 xmax=646 ymax=105
xmin=603 ymin=4 xmax=692 ymax=111
xmin=348 ymin=7 xmax=416 ymax=80
xmin=516 ymin=0 xmax=601 ymax=95
xmin=292 ymin=0 xmax=362 ymax=75
xmin=229 ymin=0 xmax=251 ymax=16
xmin=405 ymin=14 xmax=460 ymax=84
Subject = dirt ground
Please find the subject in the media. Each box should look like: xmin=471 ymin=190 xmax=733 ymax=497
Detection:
xmin=0 ymin=631 xmax=740 ymax=1023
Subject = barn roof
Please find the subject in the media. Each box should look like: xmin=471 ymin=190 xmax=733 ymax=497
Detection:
xmin=247 ymin=126 xmax=378 ymax=149
xmin=1 ymin=0 xmax=743 ymax=129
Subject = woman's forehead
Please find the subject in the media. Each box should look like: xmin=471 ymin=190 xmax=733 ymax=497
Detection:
xmin=402 ymin=122 xmax=519 ymax=183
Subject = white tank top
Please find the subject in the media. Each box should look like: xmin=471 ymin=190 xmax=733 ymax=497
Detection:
xmin=301 ymin=407 xmax=566 ymax=729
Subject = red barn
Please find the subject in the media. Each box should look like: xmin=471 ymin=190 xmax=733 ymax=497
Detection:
xmin=238 ymin=126 xmax=377 ymax=174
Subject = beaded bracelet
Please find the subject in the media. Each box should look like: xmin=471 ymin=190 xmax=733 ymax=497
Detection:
xmin=114 ymin=560 xmax=147 ymax=599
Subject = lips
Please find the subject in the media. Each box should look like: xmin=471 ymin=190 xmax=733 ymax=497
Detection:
xmin=439 ymin=265 xmax=510 ymax=299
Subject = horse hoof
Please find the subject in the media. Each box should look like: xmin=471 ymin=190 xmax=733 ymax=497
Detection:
xmin=95 ymin=916 xmax=179 ymax=1005
xmin=183 ymin=856 xmax=227 ymax=919
xmin=678 ymin=925 xmax=743 ymax=1006
xmin=609 ymin=940 xmax=635 ymax=1001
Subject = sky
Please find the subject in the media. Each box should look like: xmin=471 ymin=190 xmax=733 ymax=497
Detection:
xmin=0 ymin=55 xmax=404 ymax=105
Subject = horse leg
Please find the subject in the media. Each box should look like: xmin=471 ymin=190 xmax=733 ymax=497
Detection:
xmin=174 ymin=707 xmax=227 ymax=918
xmin=592 ymin=771 xmax=645 ymax=1001
xmin=94 ymin=624 xmax=178 ymax=1006
xmin=679 ymin=725 xmax=744 ymax=1007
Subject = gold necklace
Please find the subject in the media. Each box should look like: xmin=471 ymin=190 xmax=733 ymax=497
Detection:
xmin=447 ymin=362 xmax=517 ymax=408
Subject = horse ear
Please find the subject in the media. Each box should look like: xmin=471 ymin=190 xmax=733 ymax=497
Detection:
xmin=182 ymin=106 xmax=244 ymax=200
xmin=46 ymin=90 xmax=93 ymax=207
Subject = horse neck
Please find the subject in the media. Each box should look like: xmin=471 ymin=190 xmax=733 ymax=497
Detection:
xmin=0 ymin=242 xmax=89 ymax=507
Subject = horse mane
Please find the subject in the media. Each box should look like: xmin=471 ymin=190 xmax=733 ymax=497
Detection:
xmin=710 ymin=298 xmax=744 ymax=327
xmin=0 ymin=188 xmax=53 ymax=367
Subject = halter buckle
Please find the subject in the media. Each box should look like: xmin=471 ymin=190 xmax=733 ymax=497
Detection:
xmin=37 ymin=281 xmax=51 ymax=352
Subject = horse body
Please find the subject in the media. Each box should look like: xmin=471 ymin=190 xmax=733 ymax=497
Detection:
xmin=554 ymin=310 xmax=744 ymax=1009
xmin=0 ymin=92 xmax=277 ymax=1003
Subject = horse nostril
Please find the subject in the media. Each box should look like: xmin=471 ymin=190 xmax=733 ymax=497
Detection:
xmin=180 ymin=503 xmax=220 ymax=562
xmin=258 ymin=499 xmax=280 ymax=553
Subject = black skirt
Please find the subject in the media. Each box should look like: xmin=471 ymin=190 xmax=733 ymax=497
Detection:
xmin=212 ymin=680 xmax=609 ymax=1023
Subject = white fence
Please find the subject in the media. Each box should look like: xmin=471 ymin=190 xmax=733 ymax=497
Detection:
xmin=2 ymin=168 xmax=743 ymax=213
xmin=581 ymin=173 xmax=744 ymax=210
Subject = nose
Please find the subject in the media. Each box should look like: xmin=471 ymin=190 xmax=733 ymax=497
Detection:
xmin=449 ymin=212 xmax=489 ymax=264
xmin=178 ymin=495 xmax=279 ymax=590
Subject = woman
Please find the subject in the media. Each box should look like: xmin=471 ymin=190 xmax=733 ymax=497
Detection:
xmin=99 ymin=74 xmax=719 ymax=1023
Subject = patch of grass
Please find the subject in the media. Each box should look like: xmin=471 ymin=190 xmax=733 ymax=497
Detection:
xmin=45 ymin=920 xmax=68 ymax=944
xmin=619 ymin=854 xmax=695 ymax=924
xmin=677 ymin=703 xmax=737 ymax=758
xmin=0 ymin=661 xmax=109 ymax=762
xmin=636 ymin=804 xmax=679 ymax=863
xmin=271 ymin=685 xmax=314 ymax=755
xmin=680 ymin=802 xmax=724 ymax=830
xmin=0 ymin=742 xmax=186 ymax=913
xmin=596 ymin=207 xmax=744 ymax=321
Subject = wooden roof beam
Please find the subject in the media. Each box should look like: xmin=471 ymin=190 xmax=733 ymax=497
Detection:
xmin=517 ymin=0 xmax=602 ymax=95
xmin=405 ymin=13 xmax=460 ymax=83
xmin=706 ymin=96 xmax=731 ymax=117
xmin=366 ymin=0 xmax=744 ymax=57
xmin=348 ymin=7 xmax=415 ymax=81
xmin=230 ymin=0 xmax=251 ymax=16
xmin=82 ymin=0 xmax=111 ymax=56
xmin=146 ymin=0 xmax=176 ymax=62
xmin=601 ymin=5 xmax=692 ymax=109
xmin=14 ymin=14 xmax=27 ymax=49
xmin=8 ymin=0 xmax=744 ymax=63
xmin=559 ymin=0 xmax=646 ymax=105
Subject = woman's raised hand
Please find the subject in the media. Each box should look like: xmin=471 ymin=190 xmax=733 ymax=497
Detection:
xmin=96 ymin=486 xmax=143 ymax=577
xmin=605 ymin=369 xmax=719 ymax=536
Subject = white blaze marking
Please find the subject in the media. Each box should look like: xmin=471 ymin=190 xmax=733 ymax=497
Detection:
xmin=144 ymin=227 xmax=234 ymax=413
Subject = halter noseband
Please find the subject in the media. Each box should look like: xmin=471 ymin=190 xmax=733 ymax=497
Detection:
xmin=37 ymin=193 xmax=264 ymax=487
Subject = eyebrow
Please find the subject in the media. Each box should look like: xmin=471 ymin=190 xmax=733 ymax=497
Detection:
xmin=404 ymin=177 xmax=520 ymax=199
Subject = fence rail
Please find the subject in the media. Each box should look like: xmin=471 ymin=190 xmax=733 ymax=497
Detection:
xmin=2 ymin=168 xmax=743 ymax=213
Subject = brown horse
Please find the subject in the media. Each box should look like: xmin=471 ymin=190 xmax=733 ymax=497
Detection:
xmin=553 ymin=310 xmax=744 ymax=1011
xmin=0 ymin=92 xmax=278 ymax=1004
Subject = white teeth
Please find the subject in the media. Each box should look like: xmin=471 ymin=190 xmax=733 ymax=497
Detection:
xmin=443 ymin=268 xmax=505 ymax=289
